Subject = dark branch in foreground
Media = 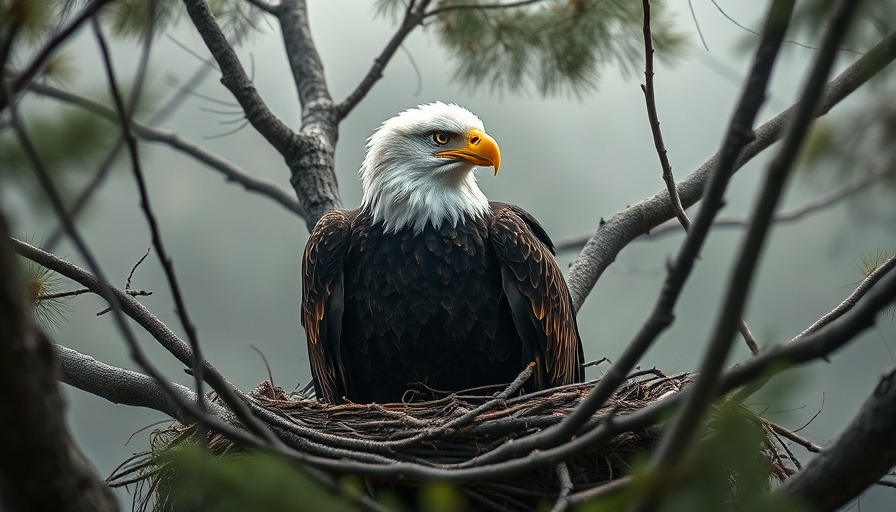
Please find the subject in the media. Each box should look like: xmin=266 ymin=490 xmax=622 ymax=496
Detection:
xmin=640 ymin=1 xmax=861 ymax=508
xmin=777 ymin=365 xmax=896 ymax=511
xmin=472 ymin=0 xmax=797 ymax=471
xmin=0 ymin=213 xmax=116 ymax=512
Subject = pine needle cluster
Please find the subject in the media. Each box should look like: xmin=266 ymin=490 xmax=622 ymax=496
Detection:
xmin=431 ymin=0 xmax=687 ymax=97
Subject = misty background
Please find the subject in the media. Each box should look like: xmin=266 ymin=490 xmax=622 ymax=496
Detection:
xmin=2 ymin=1 xmax=894 ymax=509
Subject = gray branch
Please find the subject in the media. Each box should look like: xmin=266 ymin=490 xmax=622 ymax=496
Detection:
xmin=53 ymin=344 xmax=232 ymax=425
xmin=565 ymin=29 xmax=896 ymax=312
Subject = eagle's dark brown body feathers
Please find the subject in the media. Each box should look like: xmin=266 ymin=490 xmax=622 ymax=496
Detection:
xmin=303 ymin=202 xmax=584 ymax=404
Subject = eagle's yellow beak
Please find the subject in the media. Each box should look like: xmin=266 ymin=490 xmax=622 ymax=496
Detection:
xmin=434 ymin=128 xmax=501 ymax=176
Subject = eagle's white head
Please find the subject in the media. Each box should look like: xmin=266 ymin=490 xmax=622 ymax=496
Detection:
xmin=359 ymin=102 xmax=501 ymax=233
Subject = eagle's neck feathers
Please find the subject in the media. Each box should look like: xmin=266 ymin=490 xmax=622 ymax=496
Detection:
xmin=360 ymin=160 xmax=489 ymax=233
xmin=358 ymin=102 xmax=491 ymax=234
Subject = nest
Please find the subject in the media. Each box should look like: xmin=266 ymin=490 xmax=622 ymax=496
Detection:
xmin=111 ymin=371 xmax=794 ymax=511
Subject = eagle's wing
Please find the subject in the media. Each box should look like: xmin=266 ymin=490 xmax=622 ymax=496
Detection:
xmin=301 ymin=209 xmax=355 ymax=403
xmin=489 ymin=203 xmax=584 ymax=389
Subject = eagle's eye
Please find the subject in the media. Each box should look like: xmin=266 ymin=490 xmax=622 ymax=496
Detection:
xmin=431 ymin=131 xmax=451 ymax=146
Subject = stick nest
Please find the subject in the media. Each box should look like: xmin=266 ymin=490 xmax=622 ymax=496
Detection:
xmin=111 ymin=371 xmax=794 ymax=511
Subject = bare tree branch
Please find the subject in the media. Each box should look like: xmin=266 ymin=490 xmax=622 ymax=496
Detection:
xmin=53 ymin=344 xmax=229 ymax=425
xmin=638 ymin=2 xmax=862 ymax=508
xmin=92 ymin=14 xmax=211 ymax=425
xmin=641 ymin=0 xmax=688 ymax=229
xmin=565 ymin=28 xmax=896 ymax=312
xmin=9 ymin=237 xmax=278 ymax=444
xmin=26 ymin=82 xmax=304 ymax=217
xmin=791 ymin=252 xmax=896 ymax=342
xmin=276 ymin=0 xmax=332 ymax=112
xmin=642 ymin=0 xmax=760 ymax=356
xmin=555 ymin=168 xmax=883 ymax=252
xmin=40 ymin=12 xmax=270 ymax=251
xmin=337 ymin=0 xmax=433 ymax=119
xmin=181 ymin=0 xmax=298 ymax=155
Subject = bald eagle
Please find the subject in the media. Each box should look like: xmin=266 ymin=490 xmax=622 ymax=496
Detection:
xmin=302 ymin=102 xmax=584 ymax=404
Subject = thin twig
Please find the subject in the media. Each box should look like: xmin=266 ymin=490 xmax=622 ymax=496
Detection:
xmin=0 ymin=0 xmax=117 ymax=110
xmin=42 ymin=19 xmax=265 ymax=250
xmin=12 ymin=237 xmax=278 ymax=445
xmin=768 ymin=421 xmax=823 ymax=453
xmin=565 ymin=476 xmax=632 ymax=508
xmin=92 ymin=15 xmax=212 ymax=435
xmin=565 ymin=29 xmax=896 ymax=312
xmin=641 ymin=0 xmax=688 ymax=230
xmin=181 ymin=0 xmax=296 ymax=155
xmin=27 ymin=82 xmax=304 ymax=217
xmin=791 ymin=252 xmax=896 ymax=342
xmin=644 ymin=0 xmax=760 ymax=357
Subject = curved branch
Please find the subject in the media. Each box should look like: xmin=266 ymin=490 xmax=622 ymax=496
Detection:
xmin=792 ymin=252 xmax=896 ymax=341
xmin=10 ymin=237 xmax=277 ymax=444
xmin=555 ymin=168 xmax=883 ymax=252
xmin=53 ymin=344 xmax=231 ymax=424
xmin=565 ymin=28 xmax=896 ymax=312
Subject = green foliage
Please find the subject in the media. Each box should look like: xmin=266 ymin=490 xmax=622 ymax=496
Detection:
xmin=0 ymin=0 xmax=54 ymax=43
xmin=154 ymin=445 xmax=472 ymax=512
xmin=579 ymin=402 xmax=802 ymax=512
xmin=431 ymin=0 xmax=687 ymax=97
xmin=161 ymin=445 xmax=359 ymax=512
xmin=99 ymin=0 xmax=182 ymax=39
xmin=418 ymin=481 xmax=468 ymax=512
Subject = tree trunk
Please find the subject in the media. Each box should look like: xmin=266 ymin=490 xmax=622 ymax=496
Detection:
xmin=0 ymin=211 xmax=117 ymax=512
